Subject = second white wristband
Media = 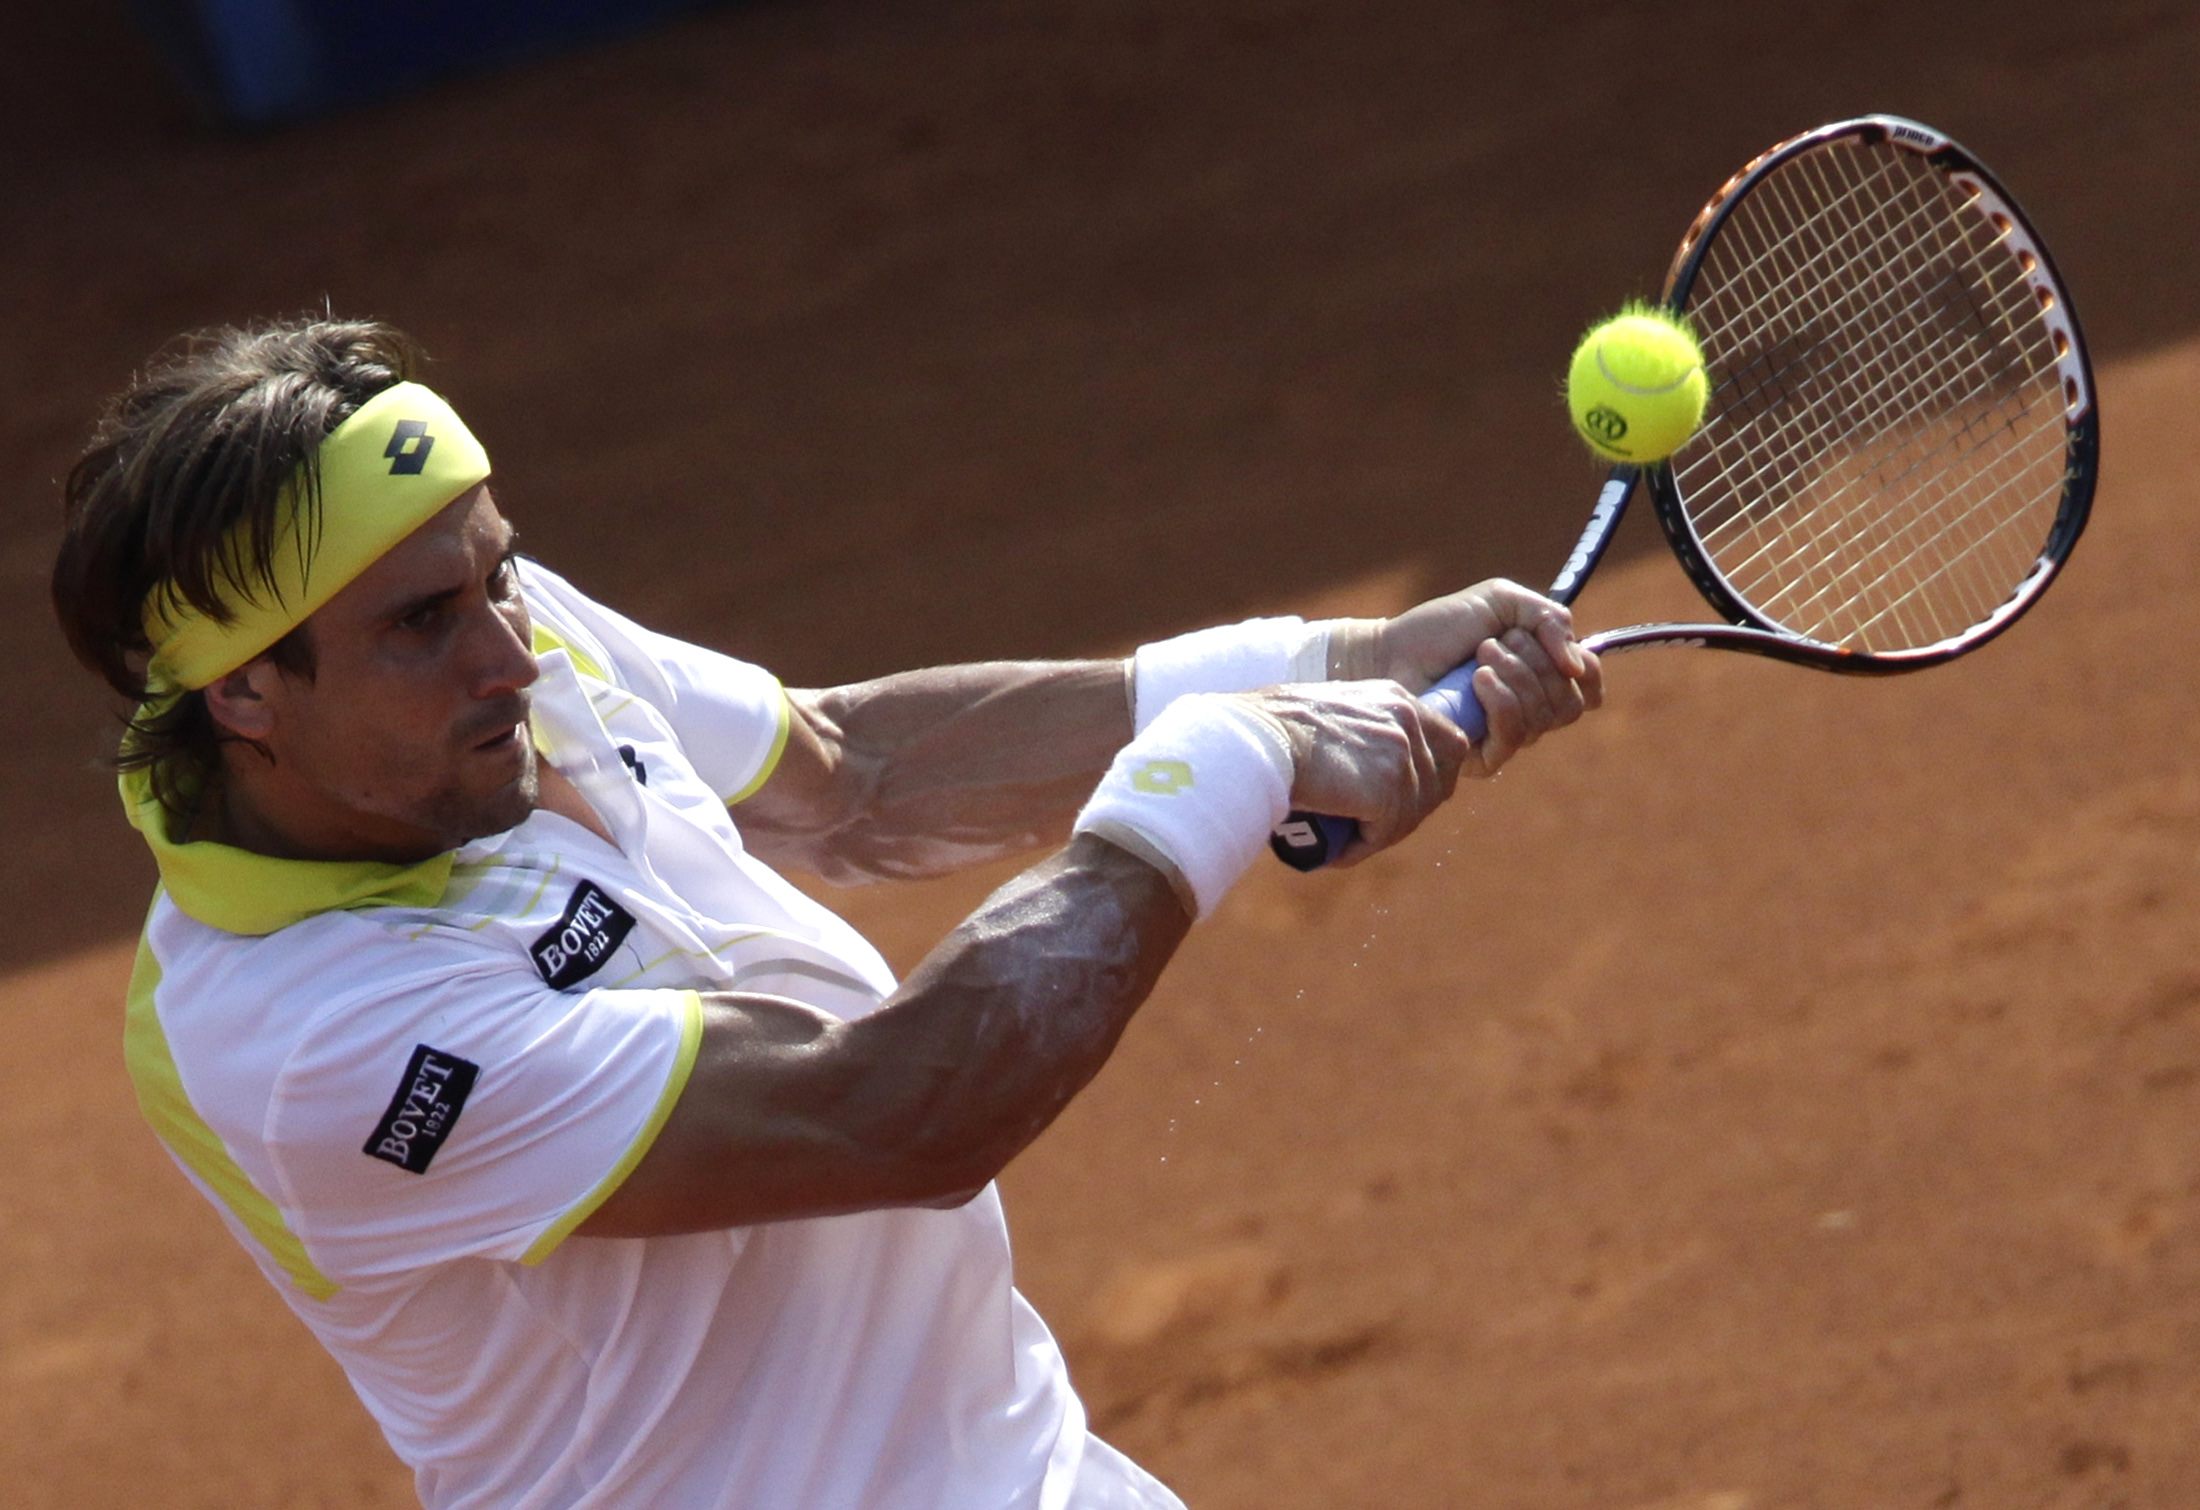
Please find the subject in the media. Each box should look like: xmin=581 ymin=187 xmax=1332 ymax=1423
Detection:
xmin=1131 ymin=616 xmax=1338 ymax=733
xmin=1073 ymin=694 xmax=1294 ymax=919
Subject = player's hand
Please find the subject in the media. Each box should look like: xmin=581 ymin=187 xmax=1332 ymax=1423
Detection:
xmin=1242 ymin=680 xmax=1470 ymax=866
xmin=1330 ymin=580 xmax=1603 ymax=775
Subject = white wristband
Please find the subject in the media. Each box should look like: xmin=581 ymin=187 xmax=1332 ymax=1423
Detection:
xmin=1132 ymin=616 xmax=1337 ymax=732
xmin=1074 ymin=695 xmax=1294 ymax=919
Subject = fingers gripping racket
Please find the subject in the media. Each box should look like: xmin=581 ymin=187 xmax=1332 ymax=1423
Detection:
xmin=1273 ymin=114 xmax=2099 ymax=871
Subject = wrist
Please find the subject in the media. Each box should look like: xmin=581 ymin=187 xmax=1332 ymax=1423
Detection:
xmin=1073 ymin=694 xmax=1293 ymax=919
xmin=1319 ymin=617 xmax=1387 ymax=681
xmin=1133 ymin=616 xmax=1326 ymax=733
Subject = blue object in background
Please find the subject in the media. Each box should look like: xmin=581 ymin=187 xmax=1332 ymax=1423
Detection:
xmin=130 ymin=0 xmax=724 ymax=127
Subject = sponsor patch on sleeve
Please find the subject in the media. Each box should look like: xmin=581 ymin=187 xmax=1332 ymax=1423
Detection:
xmin=530 ymin=880 xmax=637 ymax=989
xmin=363 ymin=1045 xmax=481 ymax=1175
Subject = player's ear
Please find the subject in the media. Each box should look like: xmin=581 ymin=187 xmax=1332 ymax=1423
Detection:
xmin=200 ymin=660 xmax=281 ymax=742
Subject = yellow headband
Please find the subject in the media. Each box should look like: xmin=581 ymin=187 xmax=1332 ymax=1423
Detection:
xmin=144 ymin=382 xmax=492 ymax=690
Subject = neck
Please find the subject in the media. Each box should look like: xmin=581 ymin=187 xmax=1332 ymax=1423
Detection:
xmin=202 ymin=765 xmax=456 ymax=865
xmin=198 ymin=740 xmax=478 ymax=864
xmin=198 ymin=738 xmax=599 ymax=861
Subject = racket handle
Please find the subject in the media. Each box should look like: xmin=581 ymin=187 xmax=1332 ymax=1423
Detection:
xmin=1268 ymin=663 xmax=1487 ymax=872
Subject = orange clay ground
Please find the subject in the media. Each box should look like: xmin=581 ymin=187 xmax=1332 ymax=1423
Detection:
xmin=5 ymin=3 xmax=2198 ymax=1505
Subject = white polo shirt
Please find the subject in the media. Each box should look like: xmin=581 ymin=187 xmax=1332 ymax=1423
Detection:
xmin=122 ymin=563 xmax=1176 ymax=1509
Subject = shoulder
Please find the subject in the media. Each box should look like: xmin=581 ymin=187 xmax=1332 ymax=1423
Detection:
xmin=515 ymin=558 xmax=792 ymax=805
xmin=136 ymin=902 xmax=524 ymax=1100
xmin=128 ymin=901 xmax=531 ymax=1237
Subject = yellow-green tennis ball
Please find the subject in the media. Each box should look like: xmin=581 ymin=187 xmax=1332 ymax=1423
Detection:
xmin=1566 ymin=308 xmax=1709 ymax=464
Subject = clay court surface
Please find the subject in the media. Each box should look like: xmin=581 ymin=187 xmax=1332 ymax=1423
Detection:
xmin=6 ymin=3 xmax=2199 ymax=1505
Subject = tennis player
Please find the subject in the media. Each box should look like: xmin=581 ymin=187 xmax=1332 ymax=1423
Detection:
xmin=52 ymin=318 xmax=1600 ymax=1508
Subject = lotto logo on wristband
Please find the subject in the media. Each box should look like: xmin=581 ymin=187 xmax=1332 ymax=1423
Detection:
xmin=1131 ymin=759 xmax=1194 ymax=795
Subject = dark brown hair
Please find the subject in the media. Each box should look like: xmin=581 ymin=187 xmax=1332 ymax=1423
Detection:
xmin=51 ymin=316 xmax=427 ymax=813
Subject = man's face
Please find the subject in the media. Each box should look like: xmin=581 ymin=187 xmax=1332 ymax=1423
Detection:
xmin=238 ymin=483 xmax=541 ymax=859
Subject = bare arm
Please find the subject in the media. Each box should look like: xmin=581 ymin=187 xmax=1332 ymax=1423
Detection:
xmin=733 ymin=582 xmax=1600 ymax=886
xmin=579 ymin=669 xmax=1516 ymax=1235
xmin=734 ymin=660 xmax=1132 ymax=883
xmin=573 ymin=590 xmax=1600 ymax=1237
xmin=579 ymin=831 xmax=1187 ymax=1233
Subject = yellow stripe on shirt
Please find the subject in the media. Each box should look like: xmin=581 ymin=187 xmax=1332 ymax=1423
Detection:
xmin=725 ymin=688 xmax=792 ymax=805
xmin=124 ymin=910 xmax=340 ymax=1301
xmin=521 ymin=989 xmax=706 ymax=1265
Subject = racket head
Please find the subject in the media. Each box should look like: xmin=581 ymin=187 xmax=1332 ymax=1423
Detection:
xmin=1643 ymin=115 xmax=2098 ymax=669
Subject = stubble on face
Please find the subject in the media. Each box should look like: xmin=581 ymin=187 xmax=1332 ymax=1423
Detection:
xmin=443 ymin=746 xmax=536 ymax=844
xmin=416 ymin=695 xmax=541 ymax=847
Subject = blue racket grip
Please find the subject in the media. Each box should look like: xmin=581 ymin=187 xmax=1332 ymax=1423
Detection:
xmin=1268 ymin=662 xmax=1486 ymax=872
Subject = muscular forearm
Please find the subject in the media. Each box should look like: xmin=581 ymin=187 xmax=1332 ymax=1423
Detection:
xmin=582 ymin=591 xmax=1599 ymax=1240
xmin=583 ymin=834 xmax=1188 ymax=1234
xmin=740 ymin=586 xmax=1595 ymax=884
xmin=751 ymin=660 xmax=1133 ymax=882
xmin=838 ymin=833 xmax=1189 ymax=1201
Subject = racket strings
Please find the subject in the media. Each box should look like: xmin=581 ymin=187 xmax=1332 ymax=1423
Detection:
xmin=1669 ymin=139 xmax=2070 ymax=651
xmin=1683 ymin=159 xmax=2001 ymax=638
xmin=1686 ymin=150 xmax=1939 ymax=381
xmin=1716 ymin=285 xmax=2058 ymax=639
xmin=1693 ymin=153 xmax=2055 ymax=637
xmin=1803 ymin=410 xmax=2067 ymax=641
xmin=1737 ymin=151 xmax=2060 ymax=639
xmin=1691 ymin=151 xmax=2043 ymax=532
xmin=1842 ymin=459 xmax=2067 ymax=643
xmin=1686 ymin=153 xmax=2064 ymax=646
xmin=1695 ymin=193 xmax=2034 ymax=634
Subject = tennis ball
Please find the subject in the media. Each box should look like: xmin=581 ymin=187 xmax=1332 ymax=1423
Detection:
xmin=1566 ymin=305 xmax=1709 ymax=464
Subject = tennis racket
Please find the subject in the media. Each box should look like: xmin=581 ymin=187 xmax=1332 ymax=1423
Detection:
xmin=1273 ymin=114 xmax=2099 ymax=871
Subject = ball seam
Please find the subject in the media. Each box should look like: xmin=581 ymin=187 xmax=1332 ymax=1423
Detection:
xmin=1592 ymin=342 xmax=1700 ymax=397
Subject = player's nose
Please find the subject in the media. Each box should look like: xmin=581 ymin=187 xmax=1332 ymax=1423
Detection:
xmin=467 ymin=598 xmax=539 ymax=699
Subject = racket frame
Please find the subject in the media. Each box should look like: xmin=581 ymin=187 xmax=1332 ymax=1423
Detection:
xmin=1616 ymin=114 xmax=2100 ymax=673
xmin=1270 ymin=114 xmax=2099 ymax=871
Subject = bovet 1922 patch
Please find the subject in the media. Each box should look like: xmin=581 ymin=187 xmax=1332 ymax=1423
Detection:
xmin=530 ymin=880 xmax=636 ymax=988
xmin=363 ymin=1045 xmax=480 ymax=1174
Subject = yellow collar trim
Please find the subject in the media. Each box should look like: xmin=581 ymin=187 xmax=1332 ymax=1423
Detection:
xmin=121 ymin=764 xmax=452 ymax=936
xmin=144 ymin=382 xmax=491 ymax=690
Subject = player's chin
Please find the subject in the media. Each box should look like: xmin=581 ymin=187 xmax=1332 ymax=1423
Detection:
xmin=485 ymin=743 xmax=542 ymax=827
xmin=431 ymin=747 xmax=540 ymax=845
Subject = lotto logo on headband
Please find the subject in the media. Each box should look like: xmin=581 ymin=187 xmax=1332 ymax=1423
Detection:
xmin=383 ymin=418 xmax=437 ymax=476
xmin=142 ymin=381 xmax=491 ymax=689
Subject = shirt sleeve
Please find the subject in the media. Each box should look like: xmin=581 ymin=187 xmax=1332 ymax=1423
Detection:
xmin=263 ymin=934 xmax=704 ymax=1282
xmin=518 ymin=558 xmax=792 ymax=803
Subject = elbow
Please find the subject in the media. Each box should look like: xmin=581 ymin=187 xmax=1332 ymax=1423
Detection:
xmin=866 ymin=1074 xmax=1037 ymax=1210
xmin=887 ymin=1130 xmax=1017 ymax=1209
